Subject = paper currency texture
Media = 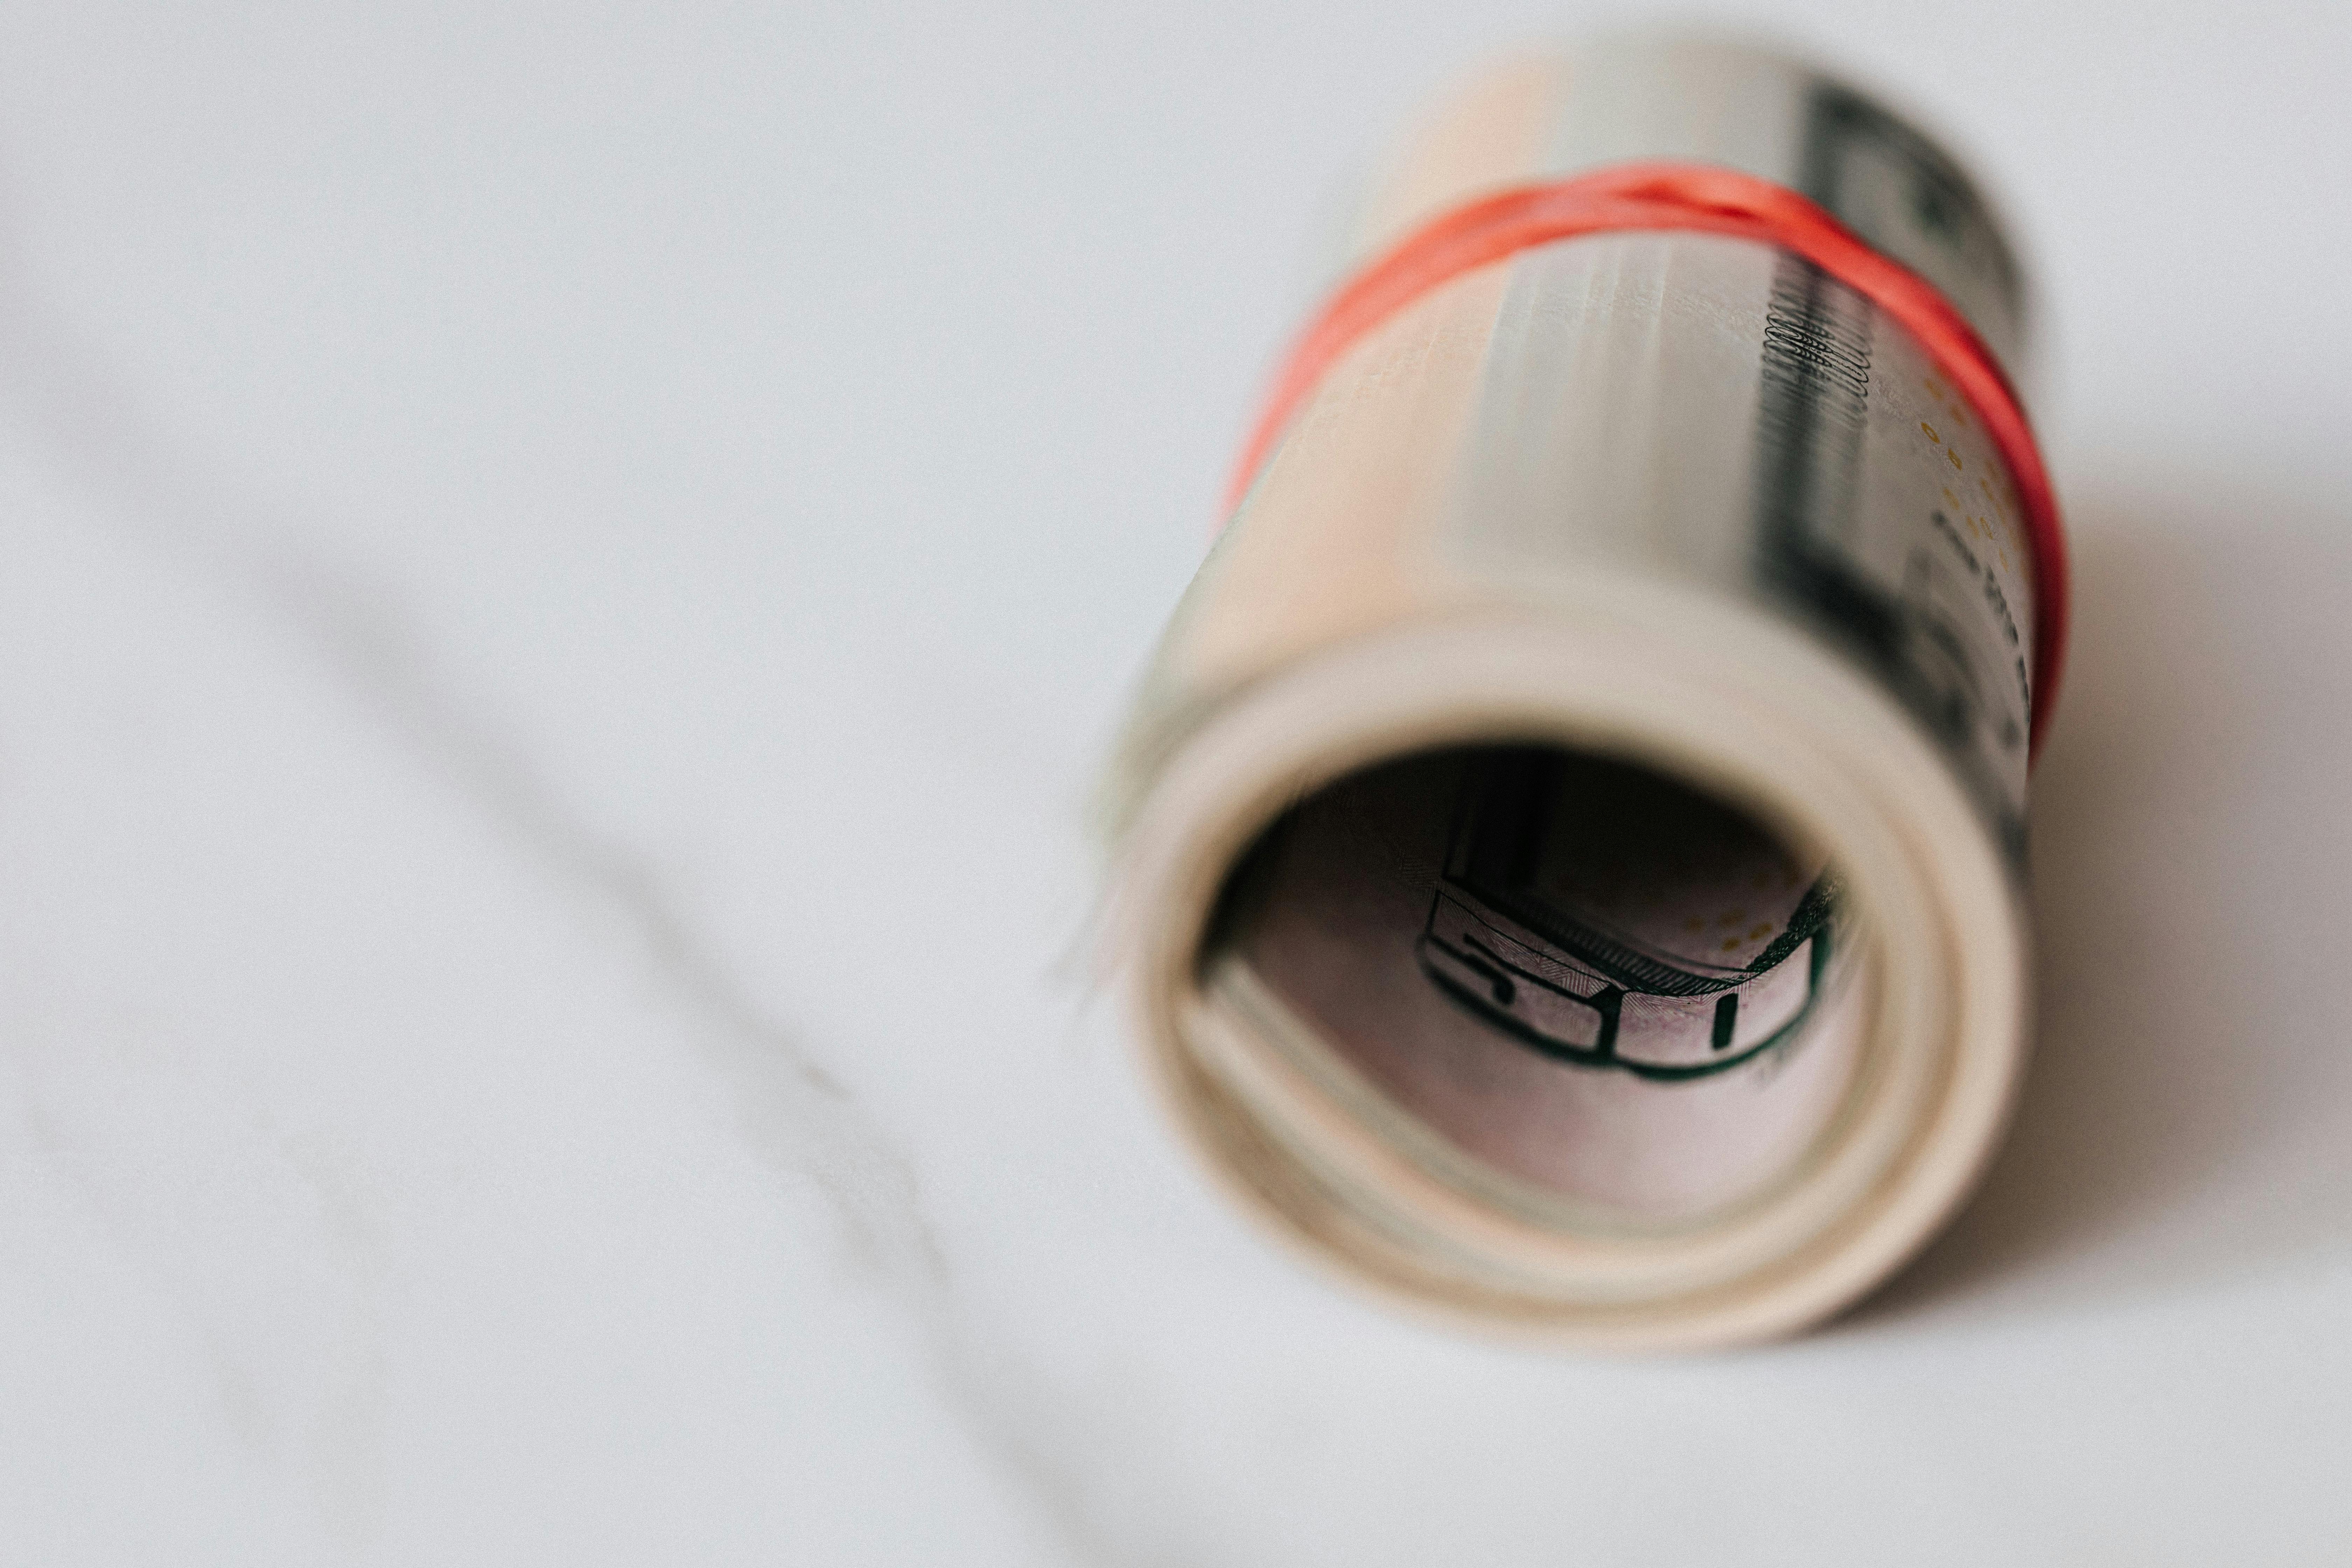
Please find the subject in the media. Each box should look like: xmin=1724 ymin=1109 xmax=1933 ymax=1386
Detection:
xmin=1105 ymin=32 xmax=2050 ymax=1350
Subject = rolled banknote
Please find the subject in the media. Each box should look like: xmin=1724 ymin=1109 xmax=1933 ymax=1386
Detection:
xmin=1103 ymin=32 xmax=2065 ymax=1350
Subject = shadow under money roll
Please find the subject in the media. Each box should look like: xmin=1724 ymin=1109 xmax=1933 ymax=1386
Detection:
xmin=1104 ymin=31 xmax=2062 ymax=1350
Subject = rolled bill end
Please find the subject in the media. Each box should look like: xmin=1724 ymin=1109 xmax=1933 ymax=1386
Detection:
xmin=1103 ymin=34 xmax=2049 ymax=1351
xmin=1110 ymin=604 xmax=2028 ymax=1351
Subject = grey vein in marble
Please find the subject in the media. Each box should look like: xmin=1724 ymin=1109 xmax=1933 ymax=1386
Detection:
xmin=0 ymin=289 xmax=1130 ymax=1567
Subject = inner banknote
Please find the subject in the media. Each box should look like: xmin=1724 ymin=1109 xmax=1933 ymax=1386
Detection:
xmin=1220 ymin=747 xmax=1867 ymax=1224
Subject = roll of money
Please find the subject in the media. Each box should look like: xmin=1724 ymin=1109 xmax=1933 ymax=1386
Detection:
xmin=1103 ymin=33 xmax=2064 ymax=1350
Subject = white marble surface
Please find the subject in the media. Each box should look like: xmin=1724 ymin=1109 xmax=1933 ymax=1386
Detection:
xmin=0 ymin=1 xmax=2347 ymax=1561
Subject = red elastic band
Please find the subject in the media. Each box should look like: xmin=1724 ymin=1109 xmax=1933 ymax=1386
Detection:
xmin=1222 ymin=160 xmax=2068 ymax=758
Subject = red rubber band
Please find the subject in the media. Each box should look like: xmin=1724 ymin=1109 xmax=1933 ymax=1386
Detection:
xmin=1222 ymin=160 xmax=2068 ymax=758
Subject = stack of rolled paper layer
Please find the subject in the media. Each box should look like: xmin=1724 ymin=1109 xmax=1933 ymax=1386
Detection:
xmin=1104 ymin=31 xmax=2064 ymax=1350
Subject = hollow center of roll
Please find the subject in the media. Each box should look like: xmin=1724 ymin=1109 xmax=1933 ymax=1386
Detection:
xmin=1212 ymin=744 xmax=1867 ymax=1224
